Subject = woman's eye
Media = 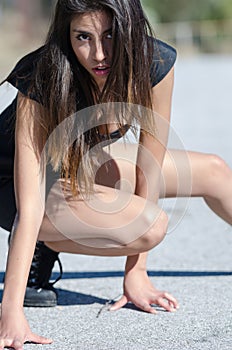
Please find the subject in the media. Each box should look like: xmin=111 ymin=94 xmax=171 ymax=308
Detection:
xmin=106 ymin=33 xmax=112 ymax=39
xmin=77 ymin=34 xmax=90 ymax=41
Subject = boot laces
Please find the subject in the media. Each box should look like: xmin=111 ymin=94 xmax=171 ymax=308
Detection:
xmin=28 ymin=241 xmax=63 ymax=288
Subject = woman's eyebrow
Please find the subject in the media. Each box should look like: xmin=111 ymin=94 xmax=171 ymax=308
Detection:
xmin=72 ymin=29 xmax=91 ymax=34
xmin=72 ymin=27 xmax=112 ymax=35
xmin=103 ymin=27 xmax=112 ymax=34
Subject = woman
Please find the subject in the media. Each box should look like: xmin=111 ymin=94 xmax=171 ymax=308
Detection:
xmin=0 ymin=0 xmax=231 ymax=348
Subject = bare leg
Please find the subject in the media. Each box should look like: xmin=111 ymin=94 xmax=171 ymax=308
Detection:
xmin=38 ymin=181 xmax=168 ymax=256
xmin=89 ymin=143 xmax=231 ymax=314
xmin=95 ymin=144 xmax=232 ymax=224
xmin=37 ymin=144 xmax=231 ymax=315
xmin=162 ymin=150 xmax=232 ymax=225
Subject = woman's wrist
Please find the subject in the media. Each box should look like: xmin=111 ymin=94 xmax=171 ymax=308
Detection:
xmin=1 ymin=301 xmax=24 ymax=318
xmin=125 ymin=253 xmax=147 ymax=274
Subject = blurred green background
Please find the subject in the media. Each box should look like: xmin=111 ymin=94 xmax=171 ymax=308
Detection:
xmin=0 ymin=0 xmax=232 ymax=80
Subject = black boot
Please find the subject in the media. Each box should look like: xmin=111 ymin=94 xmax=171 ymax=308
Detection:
xmin=24 ymin=241 xmax=63 ymax=307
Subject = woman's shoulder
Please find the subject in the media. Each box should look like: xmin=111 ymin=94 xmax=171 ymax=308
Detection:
xmin=6 ymin=46 xmax=45 ymax=100
xmin=150 ymin=38 xmax=177 ymax=87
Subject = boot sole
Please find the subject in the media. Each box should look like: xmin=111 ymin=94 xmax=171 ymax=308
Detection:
xmin=24 ymin=299 xmax=57 ymax=307
xmin=24 ymin=287 xmax=57 ymax=307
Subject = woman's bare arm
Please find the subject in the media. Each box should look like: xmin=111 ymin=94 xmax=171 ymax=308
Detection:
xmin=110 ymin=67 xmax=179 ymax=313
xmin=135 ymin=66 xmax=174 ymax=201
xmin=0 ymin=93 xmax=52 ymax=349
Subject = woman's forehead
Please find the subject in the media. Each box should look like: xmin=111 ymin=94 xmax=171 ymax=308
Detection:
xmin=70 ymin=11 xmax=113 ymax=32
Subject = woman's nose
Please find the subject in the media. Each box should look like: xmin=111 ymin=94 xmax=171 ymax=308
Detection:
xmin=93 ymin=41 xmax=107 ymax=62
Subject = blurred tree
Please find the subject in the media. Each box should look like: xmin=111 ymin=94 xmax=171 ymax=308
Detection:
xmin=142 ymin=0 xmax=232 ymax=22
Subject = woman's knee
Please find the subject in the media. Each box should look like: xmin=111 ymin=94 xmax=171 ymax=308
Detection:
xmin=144 ymin=209 xmax=168 ymax=246
xmin=197 ymin=153 xmax=231 ymax=199
xmin=204 ymin=154 xmax=231 ymax=187
xmin=207 ymin=154 xmax=229 ymax=175
xmin=128 ymin=209 xmax=168 ymax=253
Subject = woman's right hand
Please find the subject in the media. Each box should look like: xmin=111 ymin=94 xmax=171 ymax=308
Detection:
xmin=0 ymin=309 xmax=52 ymax=350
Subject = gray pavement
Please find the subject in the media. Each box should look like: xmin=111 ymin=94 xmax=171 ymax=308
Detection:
xmin=1 ymin=54 xmax=232 ymax=349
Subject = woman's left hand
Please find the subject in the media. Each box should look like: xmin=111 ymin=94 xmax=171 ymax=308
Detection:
xmin=109 ymin=268 xmax=179 ymax=313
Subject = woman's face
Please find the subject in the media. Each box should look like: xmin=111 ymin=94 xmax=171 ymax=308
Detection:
xmin=70 ymin=11 xmax=113 ymax=90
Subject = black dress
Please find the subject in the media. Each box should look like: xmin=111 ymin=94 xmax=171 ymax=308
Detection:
xmin=0 ymin=39 xmax=177 ymax=231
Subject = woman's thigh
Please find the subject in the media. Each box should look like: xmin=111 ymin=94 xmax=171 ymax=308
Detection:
xmin=39 ymin=178 xmax=165 ymax=253
xmin=94 ymin=144 xmax=192 ymax=198
xmin=41 ymin=144 xmax=215 ymax=252
xmin=94 ymin=144 xmax=225 ymax=198
xmin=162 ymin=149 xmax=231 ymax=198
xmin=161 ymin=149 xmax=193 ymax=198
xmin=92 ymin=144 xmax=203 ymax=198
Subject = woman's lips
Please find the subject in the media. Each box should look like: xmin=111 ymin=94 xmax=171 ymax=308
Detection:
xmin=92 ymin=66 xmax=111 ymax=76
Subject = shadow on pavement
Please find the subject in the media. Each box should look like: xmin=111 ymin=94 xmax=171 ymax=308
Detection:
xmin=57 ymin=289 xmax=109 ymax=306
xmin=1 ymin=270 xmax=232 ymax=284
xmin=0 ymin=270 xmax=231 ymax=307
xmin=0 ymin=287 xmax=170 ymax=310
xmin=52 ymin=270 xmax=232 ymax=280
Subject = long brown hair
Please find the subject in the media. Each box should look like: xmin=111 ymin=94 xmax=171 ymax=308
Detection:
xmin=17 ymin=0 xmax=156 ymax=195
